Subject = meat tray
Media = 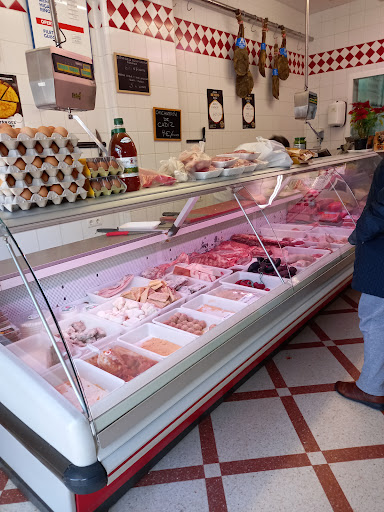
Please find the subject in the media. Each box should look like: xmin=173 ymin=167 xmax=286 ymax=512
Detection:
xmin=211 ymin=157 xmax=239 ymax=169
xmin=206 ymin=285 xmax=263 ymax=304
xmin=221 ymin=271 xmax=286 ymax=290
xmin=153 ymin=308 xmax=221 ymax=335
xmin=181 ymin=294 xmax=247 ymax=318
xmin=282 ymin=246 xmax=331 ymax=270
xmin=118 ymin=323 xmax=196 ymax=358
xmin=165 ymin=263 xmax=233 ymax=283
xmin=195 ymin=169 xmax=223 ymax=180
xmin=87 ymin=276 xmax=151 ymax=304
xmin=221 ymin=166 xmax=245 ymax=177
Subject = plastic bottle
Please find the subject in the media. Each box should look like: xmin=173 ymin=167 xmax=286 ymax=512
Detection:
xmin=109 ymin=117 xmax=140 ymax=192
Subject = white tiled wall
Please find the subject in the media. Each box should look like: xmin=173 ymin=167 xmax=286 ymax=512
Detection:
xmin=305 ymin=0 xmax=384 ymax=151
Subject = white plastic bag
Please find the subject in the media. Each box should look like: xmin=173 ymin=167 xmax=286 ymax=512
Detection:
xmin=158 ymin=156 xmax=190 ymax=182
xmin=235 ymin=137 xmax=293 ymax=168
xmin=178 ymin=144 xmax=211 ymax=173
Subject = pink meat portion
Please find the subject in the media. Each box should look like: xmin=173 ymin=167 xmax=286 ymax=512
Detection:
xmin=142 ymin=253 xmax=190 ymax=279
xmin=189 ymin=241 xmax=256 ymax=268
xmin=96 ymin=275 xmax=134 ymax=298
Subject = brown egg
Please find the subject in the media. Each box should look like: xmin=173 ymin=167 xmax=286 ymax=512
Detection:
xmin=50 ymin=184 xmax=63 ymax=195
xmin=31 ymin=156 xmax=43 ymax=168
xmin=64 ymin=155 xmax=73 ymax=166
xmin=98 ymin=161 xmax=108 ymax=170
xmin=34 ymin=142 xmax=44 ymax=154
xmin=53 ymin=126 xmax=68 ymax=137
xmin=71 ymin=169 xmax=79 ymax=180
xmin=24 ymin=174 xmax=33 ymax=185
xmin=37 ymin=126 xmax=51 ymax=137
xmin=109 ymin=159 xmax=119 ymax=169
xmin=87 ymin=160 xmax=97 ymax=170
xmin=91 ymin=180 xmax=101 ymax=191
xmin=6 ymin=175 xmax=16 ymax=187
xmin=66 ymin=142 xmax=74 ymax=153
xmin=112 ymin=178 xmax=122 ymax=188
xmin=20 ymin=189 xmax=32 ymax=200
xmin=20 ymin=127 xmax=36 ymax=138
xmin=56 ymin=170 xmax=64 ymax=181
xmin=41 ymin=171 xmax=49 ymax=183
xmin=69 ymin=183 xmax=78 ymax=193
xmin=47 ymin=126 xmax=55 ymax=135
xmin=17 ymin=143 xmax=26 ymax=155
xmin=0 ymin=143 xmax=8 ymax=156
xmin=14 ymin=158 xmax=26 ymax=170
xmin=102 ymin=178 xmax=111 ymax=190
xmin=38 ymin=186 xmax=49 ymax=197
xmin=0 ymin=123 xmax=17 ymax=138
xmin=14 ymin=128 xmax=21 ymax=135
xmin=51 ymin=142 xmax=59 ymax=154
xmin=45 ymin=156 xmax=58 ymax=167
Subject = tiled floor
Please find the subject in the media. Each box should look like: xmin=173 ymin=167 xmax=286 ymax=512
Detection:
xmin=1 ymin=288 xmax=384 ymax=512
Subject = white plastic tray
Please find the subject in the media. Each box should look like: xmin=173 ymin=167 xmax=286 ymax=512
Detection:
xmin=282 ymin=246 xmax=331 ymax=269
xmin=221 ymin=271 xmax=285 ymax=290
xmin=219 ymin=152 xmax=261 ymax=161
xmin=211 ymin=157 xmax=238 ymax=168
xmin=118 ymin=323 xmax=196 ymax=357
xmin=310 ymin=227 xmax=353 ymax=237
xmin=221 ymin=166 xmax=245 ymax=177
xmin=181 ymin=294 xmax=246 ymax=318
xmin=206 ymin=284 xmax=264 ymax=304
xmin=119 ymin=221 xmax=161 ymax=231
xmin=87 ymin=275 xmax=150 ymax=304
xmin=195 ymin=169 xmax=223 ymax=180
xmin=166 ymin=263 xmax=233 ymax=283
xmin=153 ymin=308 xmax=221 ymax=335
xmin=43 ymin=358 xmax=124 ymax=410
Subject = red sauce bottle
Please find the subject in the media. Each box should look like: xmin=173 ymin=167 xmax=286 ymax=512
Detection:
xmin=109 ymin=117 xmax=140 ymax=192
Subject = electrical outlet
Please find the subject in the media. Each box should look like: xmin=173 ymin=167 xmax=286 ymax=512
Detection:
xmin=88 ymin=217 xmax=102 ymax=228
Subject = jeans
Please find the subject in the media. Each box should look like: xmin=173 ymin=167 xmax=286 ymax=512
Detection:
xmin=357 ymin=293 xmax=384 ymax=396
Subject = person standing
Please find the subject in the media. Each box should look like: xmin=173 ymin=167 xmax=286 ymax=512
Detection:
xmin=335 ymin=158 xmax=384 ymax=410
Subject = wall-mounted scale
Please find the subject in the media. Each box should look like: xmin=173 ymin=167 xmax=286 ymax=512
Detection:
xmin=25 ymin=0 xmax=107 ymax=155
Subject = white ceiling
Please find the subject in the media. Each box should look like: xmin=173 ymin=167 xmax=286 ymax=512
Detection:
xmin=282 ymin=0 xmax=353 ymax=14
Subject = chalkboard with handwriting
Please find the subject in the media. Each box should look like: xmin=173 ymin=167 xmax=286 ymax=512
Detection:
xmin=153 ymin=107 xmax=181 ymax=141
xmin=114 ymin=53 xmax=150 ymax=95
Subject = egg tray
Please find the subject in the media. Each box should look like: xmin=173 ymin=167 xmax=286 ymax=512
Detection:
xmin=80 ymin=157 xmax=123 ymax=178
xmin=0 ymin=187 xmax=88 ymax=212
xmin=0 ymin=175 xmax=86 ymax=196
xmin=88 ymin=178 xmax=127 ymax=198
xmin=0 ymin=160 xmax=83 ymax=179
xmin=0 ymin=132 xmax=79 ymax=151
xmin=0 ymin=147 xmax=82 ymax=167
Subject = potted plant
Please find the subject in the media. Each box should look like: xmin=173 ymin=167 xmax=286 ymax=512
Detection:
xmin=349 ymin=101 xmax=384 ymax=150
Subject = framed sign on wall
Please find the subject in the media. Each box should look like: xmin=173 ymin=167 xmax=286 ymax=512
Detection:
xmin=114 ymin=53 xmax=150 ymax=95
xmin=153 ymin=108 xmax=181 ymax=141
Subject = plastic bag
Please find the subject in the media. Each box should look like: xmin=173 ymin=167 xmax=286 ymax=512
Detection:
xmin=158 ymin=156 xmax=190 ymax=182
xmin=178 ymin=143 xmax=211 ymax=173
xmin=235 ymin=137 xmax=293 ymax=168
xmin=139 ymin=168 xmax=177 ymax=188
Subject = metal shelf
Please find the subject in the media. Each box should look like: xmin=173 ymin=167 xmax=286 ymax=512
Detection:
xmin=0 ymin=153 xmax=377 ymax=233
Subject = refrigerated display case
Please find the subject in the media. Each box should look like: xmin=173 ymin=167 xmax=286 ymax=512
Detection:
xmin=0 ymin=153 xmax=379 ymax=512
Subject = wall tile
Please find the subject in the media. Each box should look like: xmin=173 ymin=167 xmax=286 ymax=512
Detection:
xmin=36 ymin=227 xmax=63 ymax=251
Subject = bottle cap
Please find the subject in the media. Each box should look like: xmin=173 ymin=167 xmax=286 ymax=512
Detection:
xmin=114 ymin=118 xmax=124 ymax=126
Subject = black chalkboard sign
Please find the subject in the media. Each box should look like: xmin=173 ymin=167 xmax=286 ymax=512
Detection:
xmin=153 ymin=108 xmax=181 ymax=141
xmin=114 ymin=53 xmax=150 ymax=95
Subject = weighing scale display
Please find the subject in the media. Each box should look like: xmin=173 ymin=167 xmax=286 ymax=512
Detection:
xmin=52 ymin=54 xmax=94 ymax=81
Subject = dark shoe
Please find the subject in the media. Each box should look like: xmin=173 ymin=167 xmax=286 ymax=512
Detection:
xmin=335 ymin=381 xmax=384 ymax=411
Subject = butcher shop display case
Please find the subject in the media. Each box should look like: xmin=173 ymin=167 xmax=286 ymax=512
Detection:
xmin=0 ymin=152 xmax=379 ymax=512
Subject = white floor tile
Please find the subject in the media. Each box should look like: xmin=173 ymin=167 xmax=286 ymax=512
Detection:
xmin=330 ymin=459 xmax=384 ymax=512
xmin=338 ymin=344 xmax=364 ymax=372
xmin=295 ymin=392 xmax=384 ymax=451
xmin=236 ymin=366 xmax=274 ymax=392
xmin=223 ymin=467 xmax=333 ymax=512
xmin=273 ymin=347 xmax=353 ymax=387
xmin=289 ymin=326 xmax=320 ymax=345
xmin=211 ymin=398 xmax=305 ymax=462
xmin=152 ymin=427 xmax=203 ymax=470
xmin=315 ymin=313 xmax=362 ymax=340
xmin=324 ymin=297 xmax=354 ymax=311
xmin=109 ymin=480 xmax=209 ymax=512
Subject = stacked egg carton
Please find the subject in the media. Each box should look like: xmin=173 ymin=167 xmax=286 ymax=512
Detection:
xmin=81 ymin=157 xmax=127 ymax=197
xmin=0 ymin=126 xmax=88 ymax=212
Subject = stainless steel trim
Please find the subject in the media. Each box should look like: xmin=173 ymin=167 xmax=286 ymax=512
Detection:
xmin=48 ymin=0 xmax=61 ymax=47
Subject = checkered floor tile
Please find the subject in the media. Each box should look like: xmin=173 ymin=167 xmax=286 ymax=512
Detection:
xmin=2 ymin=288 xmax=384 ymax=512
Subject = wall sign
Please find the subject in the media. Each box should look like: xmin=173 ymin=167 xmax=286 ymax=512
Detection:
xmin=114 ymin=53 xmax=150 ymax=95
xmin=0 ymin=74 xmax=23 ymax=128
xmin=242 ymin=94 xmax=255 ymax=129
xmin=153 ymin=108 xmax=181 ymax=141
xmin=26 ymin=0 xmax=92 ymax=58
xmin=207 ymin=89 xmax=225 ymax=129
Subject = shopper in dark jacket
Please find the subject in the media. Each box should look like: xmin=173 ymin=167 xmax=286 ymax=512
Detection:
xmin=335 ymin=158 xmax=384 ymax=410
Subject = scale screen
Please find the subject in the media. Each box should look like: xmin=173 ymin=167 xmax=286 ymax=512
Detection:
xmin=52 ymin=54 xmax=94 ymax=81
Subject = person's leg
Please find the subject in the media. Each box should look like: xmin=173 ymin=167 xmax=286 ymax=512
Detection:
xmin=356 ymin=293 xmax=384 ymax=396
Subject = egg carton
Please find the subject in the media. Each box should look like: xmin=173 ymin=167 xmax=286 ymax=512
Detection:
xmin=41 ymin=147 xmax=82 ymax=161
xmin=46 ymin=175 xmax=86 ymax=189
xmin=0 ymin=160 xmax=83 ymax=178
xmin=0 ymin=187 xmax=87 ymax=212
xmin=0 ymin=132 xmax=78 ymax=151
xmin=0 ymin=167 xmax=80 ymax=181
xmin=88 ymin=177 xmax=127 ymax=197
xmin=0 ymin=174 xmax=86 ymax=195
xmin=0 ymin=148 xmax=38 ymax=166
xmin=81 ymin=157 xmax=123 ymax=178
